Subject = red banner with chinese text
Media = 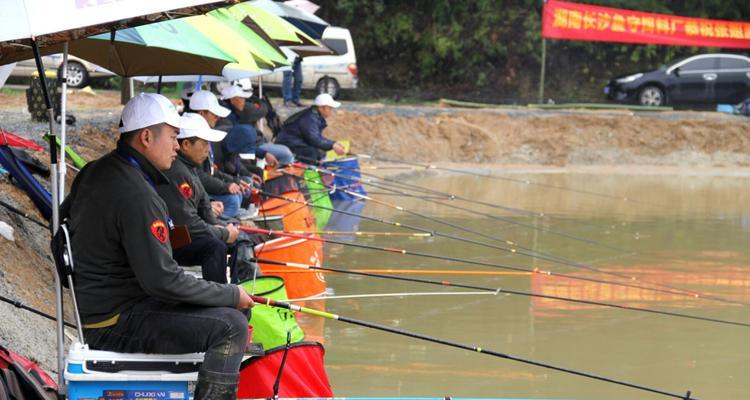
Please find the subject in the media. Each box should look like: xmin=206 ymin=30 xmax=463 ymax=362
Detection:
xmin=542 ymin=0 xmax=750 ymax=49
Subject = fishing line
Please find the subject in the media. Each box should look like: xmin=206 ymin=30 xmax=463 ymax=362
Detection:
xmin=250 ymin=294 xmax=697 ymax=400
xmin=240 ymin=226 xmax=746 ymax=306
xmin=253 ymin=257 xmax=750 ymax=328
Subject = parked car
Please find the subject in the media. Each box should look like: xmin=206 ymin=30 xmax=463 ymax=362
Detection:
xmin=262 ymin=26 xmax=357 ymax=99
xmin=11 ymin=54 xmax=114 ymax=89
xmin=604 ymin=53 xmax=750 ymax=107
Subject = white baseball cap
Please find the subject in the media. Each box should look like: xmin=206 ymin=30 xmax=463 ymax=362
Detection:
xmin=314 ymin=93 xmax=341 ymax=108
xmin=119 ymin=93 xmax=182 ymax=133
xmin=221 ymin=85 xmax=252 ymax=100
xmin=236 ymin=78 xmax=253 ymax=91
xmin=180 ymin=82 xmax=198 ymax=100
xmin=189 ymin=90 xmax=231 ymax=118
xmin=177 ymin=113 xmax=227 ymax=142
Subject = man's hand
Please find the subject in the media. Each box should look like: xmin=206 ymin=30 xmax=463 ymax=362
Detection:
xmin=211 ymin=201 xmax=224 ymax=218
xmin=264 ymin=152 xmax=279 ymax=167
xmin=225 ymin=223 xmax=239 ymax=244
xmin=237 ymin=286 xmax=255 ymax=310
xmin=251 ymin=174 xmax=263 ymax=187
xmin=332 ymin=142 xmax=346 ymax=155
xmin=239 ymin=180 xmax=252 ymax=193
xmin=227 ymin=182 xmax=241 ymax=194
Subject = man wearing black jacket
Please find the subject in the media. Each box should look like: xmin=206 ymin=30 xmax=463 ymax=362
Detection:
xmin=156 ymin=113 xmax=239 ymax=283
xmin=60 ymin=93 xmax=253 ymax=400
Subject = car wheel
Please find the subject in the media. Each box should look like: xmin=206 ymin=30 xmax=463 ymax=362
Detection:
xmin=316 ymin=77 xmax=340 ymax=99
xmin=638 ymin=85 xmax=664 ymax=107
xmin=59 ymin=61 xmax=89 ymax=89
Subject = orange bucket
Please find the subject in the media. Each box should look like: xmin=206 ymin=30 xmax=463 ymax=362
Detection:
xmin=254 ymin=236 xmax=326 ymax=299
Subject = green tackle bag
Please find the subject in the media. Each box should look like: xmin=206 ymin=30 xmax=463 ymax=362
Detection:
xmin=239 ymin=276 xmax=305 ymax=351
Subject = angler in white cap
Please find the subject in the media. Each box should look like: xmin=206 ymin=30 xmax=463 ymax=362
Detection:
xmin=156 ymin=113 xmax=241 ymax=271
xmin=59 ymin=94 xmax=253 ymax=400
xmin=217 ymin=85 xmax=280 ymax=167
xmin=185 ymin=90 xmax=256 ymax=219
xmin=216 ymin=83 xmax=295 ymax=166
xmin=275 ymin=92 xmax=346 ymax=162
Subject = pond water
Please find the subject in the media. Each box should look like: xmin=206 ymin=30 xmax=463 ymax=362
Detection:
xmin=314 ymin=170 xmax=750 ymax=399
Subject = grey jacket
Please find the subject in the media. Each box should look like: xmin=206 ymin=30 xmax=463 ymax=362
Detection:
xmin=60 ymin=143 xmax=238 ymax=325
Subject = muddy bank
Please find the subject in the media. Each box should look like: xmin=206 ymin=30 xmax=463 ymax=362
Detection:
xmin=326 ymin=108 xmax=750 ymax=166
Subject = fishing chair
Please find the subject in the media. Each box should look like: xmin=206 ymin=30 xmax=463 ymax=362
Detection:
xmin=51 ymin=222 xmax=204 ymax=400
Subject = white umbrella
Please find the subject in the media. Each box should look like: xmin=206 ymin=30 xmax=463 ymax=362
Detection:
xmin=284 ymin=0 xmax=320 ymax=15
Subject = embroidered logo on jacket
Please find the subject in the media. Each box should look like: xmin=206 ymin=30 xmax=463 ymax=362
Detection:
xmin=150 ymin=220 xmax=168 ymax=244
xmin=179 ymin=182 xmax=193 ymax=199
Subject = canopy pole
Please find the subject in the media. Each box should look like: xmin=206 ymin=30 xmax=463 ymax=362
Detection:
xmin=59 ymin=43 xmax=69 ymax=202
xmin=537 ymin=37 xmax=546 ymax=103
xmin=30 ymin=37 xmax=66 ymax=399
xmin=156 ymin=75 xmax=163 ymax=94
xmin=257 ymin=76 xmax=265 ymax=131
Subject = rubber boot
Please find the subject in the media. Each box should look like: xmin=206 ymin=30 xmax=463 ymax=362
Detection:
xmin=193 ymin=371 xmax=240 ymax=400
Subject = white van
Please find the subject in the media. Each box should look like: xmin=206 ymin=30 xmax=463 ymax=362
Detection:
xmin=262 ymin=26 xmax=357 ymax=99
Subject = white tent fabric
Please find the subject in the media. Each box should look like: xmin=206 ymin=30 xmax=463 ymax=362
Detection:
xmin=0 ymin=0 xmax=219 ymax=42
xmin=0 ymin=63 xmax=14 ymax=89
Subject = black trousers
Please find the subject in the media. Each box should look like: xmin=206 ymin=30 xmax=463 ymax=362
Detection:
xmin=173 ymin=236 xmax=228 ymax=284
xmin=84 ymin=298 xmax=248 ymax=395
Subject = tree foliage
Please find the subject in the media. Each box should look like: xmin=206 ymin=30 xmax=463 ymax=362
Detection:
xmin=316 ymin=0 xmax=750 ymax=102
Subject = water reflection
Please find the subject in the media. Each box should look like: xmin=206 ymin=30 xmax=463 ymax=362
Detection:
xmin=320 ymin=171 xmax=750 ymax=398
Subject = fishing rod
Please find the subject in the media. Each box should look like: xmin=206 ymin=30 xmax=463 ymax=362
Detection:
xmin=240 ymin=225 xmax=745 ymax=306
xmin=292 ymin=158 xmax=542 ymax=218
xmin=288 ymin=229 xmax=433 ymax=238
xmin=295 ymin=162 xmax=630 ymax=253
xmin=289 ymin=291 xmax=497 ymax=301
xmin=261 ymin=268 xmax=530 ymax=276
xmin=282 ymin=174 xmax=718 ymax=302
xmin=249 ymin=294 xmax=697 ymax=400
xmin=368 ymin=155 xmax=665 ymax=208
xmin=0 ymin=293 xmax=76 ymax=329
xmin=0 ymin=198 xmax=48 ymax=228
xmin=254 ymin=257 xmax=750 ymax=329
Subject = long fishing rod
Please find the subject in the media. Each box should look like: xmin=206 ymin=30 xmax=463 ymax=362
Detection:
xmin=298 ymin=158 xmax=618 ymax=234
xmin=369 ymin=155 xmax=665 ymax=208
xmin=289 ymin=229 xmax=433 ymax=237
xmin=261 ymin=268 xmax=531 ymax=276
xmin=254 ymin=257 xmax=750 ymax=328
xmin=295 ymin=162 xmax=631 ymax=253
xmin=0 ymin=199 xmax=48 ymax=228
xmin=0 ymin=293 xmax=76 ymax=328
xmin=281 ymin=174 xmax=720 ymax=302
xmin=289 ymin=291 xmax=496 ymax=301
xmin=292 ymin=158 xmax=542 ymax=218
xmin=240 ymin=225 xmax=746 ymax=306
xmin=249 ymin=294 xmax=696 ymax=400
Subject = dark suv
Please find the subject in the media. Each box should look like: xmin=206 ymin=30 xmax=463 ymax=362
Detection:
xmin=605 ymin=53 xmax=750 ymax=107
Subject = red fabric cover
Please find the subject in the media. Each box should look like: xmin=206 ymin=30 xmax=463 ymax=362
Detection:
xmin=237 ymin=342 xmax=332 ymax=398
xmin=543 ymin=0 xmax=750 ymax=49
xmin=0 ymin=345 xmax=57 ymax=390
xmin=0 ymin=131 xmax=44 ymax=151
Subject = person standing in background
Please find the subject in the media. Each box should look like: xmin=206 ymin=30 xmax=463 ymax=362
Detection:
xmin=283 ymin=56 xmax=303 ymax=107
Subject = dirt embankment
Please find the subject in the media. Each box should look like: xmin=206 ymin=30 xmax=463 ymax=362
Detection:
xmin=327 ymin=108 xmax=750 ymax=166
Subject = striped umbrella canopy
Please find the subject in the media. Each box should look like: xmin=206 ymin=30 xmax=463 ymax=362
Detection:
xmin=223 ymin=2 xmax=318 ymax=45
xmin=190 ymin=11 xmax=289 ymax=69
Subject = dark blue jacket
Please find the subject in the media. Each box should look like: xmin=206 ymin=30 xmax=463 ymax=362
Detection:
xmin=215 ymin=102 xmax=267 ymax=158
xmin=275 ymin=107 xmax=335 ymax=151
